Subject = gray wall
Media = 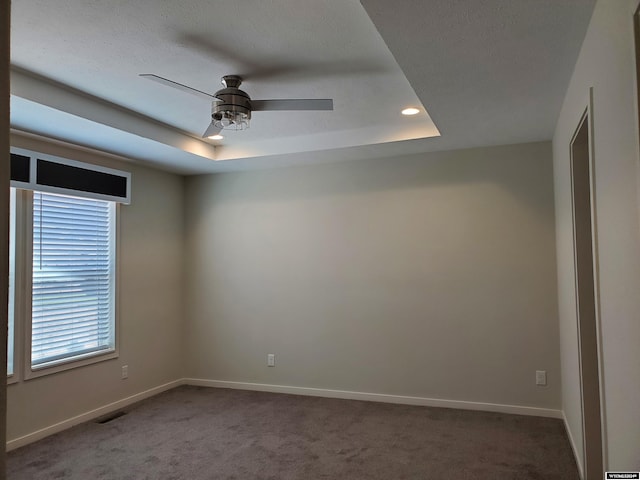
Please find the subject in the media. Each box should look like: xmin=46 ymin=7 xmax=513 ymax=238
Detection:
xmin=184 ymin=142 xmax=561 ymax=409
xmin=553 ymin=0 xmax=640 ymax=470
xmin=7 ymin=134 xmax=185 ymax=443
xmin=5 ymin=137 xmax=565 ymax=446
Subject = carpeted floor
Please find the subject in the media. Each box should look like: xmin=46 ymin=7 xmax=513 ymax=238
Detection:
xmin=7 ymin=386 xmax=580 ymax=479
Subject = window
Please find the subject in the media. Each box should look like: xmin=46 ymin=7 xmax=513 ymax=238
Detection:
xmin=7 ymin=149 xmax=130 ymax=379
xmin=30 ymin=192 xmax=116 ymax=369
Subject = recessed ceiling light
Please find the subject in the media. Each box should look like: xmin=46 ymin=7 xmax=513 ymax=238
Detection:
xmin=208 ymin=134 xmax=224 ymax=140
xmin=401 ymin=107 xmax=420 ymax=116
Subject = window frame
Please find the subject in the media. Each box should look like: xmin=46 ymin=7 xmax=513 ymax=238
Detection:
xmin=10 ymin=147 xmax=131 ymax=205
xmin=7 ymin=188 xmax=26 ymax=384
xmin=29 ymin=190 xmax=120 ymax=378
xmin=7 ymin=148 xmax=128 ymax=381
xmin=8 ymin=188 xmax=121 ymax=381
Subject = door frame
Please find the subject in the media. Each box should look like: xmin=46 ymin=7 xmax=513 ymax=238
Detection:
xmin=568 ymin=87 xmax=607 ymax=478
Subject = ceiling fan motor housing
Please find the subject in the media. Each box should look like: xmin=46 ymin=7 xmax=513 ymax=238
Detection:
xmin=211 ymin=75 xmax=252 ymax=129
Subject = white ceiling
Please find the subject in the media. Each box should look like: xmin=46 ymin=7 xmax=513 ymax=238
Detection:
xmin=10 ymin=0 xmax=596 ymax=174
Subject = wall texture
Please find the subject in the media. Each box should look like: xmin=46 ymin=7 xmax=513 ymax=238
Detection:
xmin=553 ymin=0 xmax=640 ymax=471
xmin=184 ymin=142 xmax=561 ymax=410
xmin=6 ymin=133 xmax=185 ymax=443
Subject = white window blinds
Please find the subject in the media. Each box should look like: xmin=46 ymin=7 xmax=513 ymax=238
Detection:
xmin=31 ymin=191 xmax=116 ymax=367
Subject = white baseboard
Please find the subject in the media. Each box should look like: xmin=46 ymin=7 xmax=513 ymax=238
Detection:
xmin=6 ymin=379 xmax=184 ymax=451
xmin=6 ymin=378 xmax=564 ymax=452
xmin=563 ymin=411 xmax=584 ymax=479
xmin=185 ymin=378 xmax=563 ymax=419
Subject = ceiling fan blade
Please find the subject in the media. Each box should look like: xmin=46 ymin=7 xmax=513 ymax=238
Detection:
xmin=175 ymin=33 xmax=307 ymax=81
xmin=202 ymin=122 xmax=222 ymax=138
xmin=175 ymin=33 xmax=390 ymax=82
xmin=140 ymin=74 xmax=220 ymax=101
xmin=245 ymin=61 xmax=390 ymax=82
xmin=251 ymin=99 xmax=334 ymax=111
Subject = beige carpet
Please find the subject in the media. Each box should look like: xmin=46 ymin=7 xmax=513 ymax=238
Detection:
xmin=7 ymin=386 xmax=580 ymax=479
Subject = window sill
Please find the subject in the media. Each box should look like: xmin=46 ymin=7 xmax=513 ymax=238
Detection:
xmin=25 ymin=348 xmax=118 ymax=380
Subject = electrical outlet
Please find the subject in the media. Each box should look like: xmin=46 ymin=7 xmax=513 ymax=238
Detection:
xmin=267 ymin=354 xmax=275 ymax=367
xmin=536 ymin=370 xmax=547 ymax=386
xmin=121 ymin=365 xmax=129 ymax=379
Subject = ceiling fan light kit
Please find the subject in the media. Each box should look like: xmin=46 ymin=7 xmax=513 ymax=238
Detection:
xmin=212 ymin=110 xmax=250 ymax=130
xmin=140 ymin=73 xmax=333 ymax=139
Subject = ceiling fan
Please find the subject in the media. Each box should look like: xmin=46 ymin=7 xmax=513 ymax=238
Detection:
xmin=140 ymin=73 xmax=334 ymax=138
